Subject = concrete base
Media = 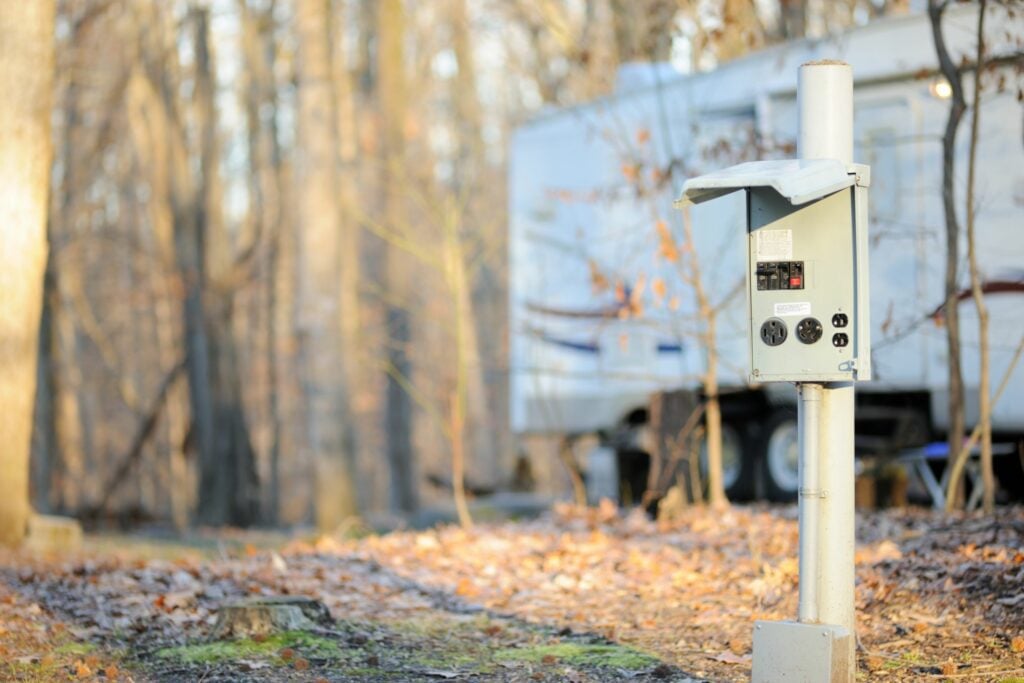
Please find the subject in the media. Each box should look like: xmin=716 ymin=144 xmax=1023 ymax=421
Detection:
xmin=752 ymin=620 xmax=853 ymax=683
xmin=23 ymin=514 xmax=82 ymax=553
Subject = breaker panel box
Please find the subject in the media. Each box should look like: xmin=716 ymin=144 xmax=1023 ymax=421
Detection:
xmin=680 ymin=158 xmax=871 ymax=383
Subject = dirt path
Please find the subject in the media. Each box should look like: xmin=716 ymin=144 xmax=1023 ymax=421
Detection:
xmin=0 ymin=580 xmax=124 ymax=681
xmin=2 ymin=536 xmax=697 ymax=681
xmin=2 ymin=505 xmax=1023 ymax=681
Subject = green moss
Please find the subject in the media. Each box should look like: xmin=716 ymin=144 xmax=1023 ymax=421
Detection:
xmin=5 ymin=640 xmax=112 ymax=682
xmin=342 ymin=668 xmax=401 ymax=678
xmin=495 ymin=643 xmax=659 ymax=670
xmin=155 ymin=631 xmax=350 ymax=665
xmin=53 ymin=641 xmax=96 ymax=655
xmin=417 ymin=652 xmax=480 ymax=667
xmin=387 ymin=614 xmax=492 ymax=640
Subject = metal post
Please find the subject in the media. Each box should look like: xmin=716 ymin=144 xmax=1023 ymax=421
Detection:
xmin=816 ymin=381 xmax=856 ymax=659
xmin=798 ymin=61 xmax=857 ymax=680
xmin=796 ymin=382 xmax=822 ymax=623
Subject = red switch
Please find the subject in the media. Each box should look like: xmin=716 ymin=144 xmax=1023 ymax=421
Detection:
xmin=790 ymin=276 xmax=802 ymax=288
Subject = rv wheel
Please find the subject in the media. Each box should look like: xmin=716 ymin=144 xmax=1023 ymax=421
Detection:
xmin=700 ymin=422 xmax=757 ymax=501
xmin=761 ymin=410 xmax=799 ymax=501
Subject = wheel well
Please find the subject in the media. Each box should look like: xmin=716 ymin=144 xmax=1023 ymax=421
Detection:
xmin=854 ymin=390 xmax=933 ymax=454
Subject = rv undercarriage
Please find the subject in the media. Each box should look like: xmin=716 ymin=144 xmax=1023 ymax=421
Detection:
xmin=582 ymin=388 xmax=1023 ymax=507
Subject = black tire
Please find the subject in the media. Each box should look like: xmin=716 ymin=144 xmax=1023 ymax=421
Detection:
xmin=615 ymin=448 xmax=651 ymax=507
xmin=700 ymin=421 xmax=758 ymax=501
xmin=759 ymin=409 xmax=799 ymax=502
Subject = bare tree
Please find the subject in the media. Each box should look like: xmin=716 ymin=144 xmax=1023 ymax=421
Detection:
xmin=449 ymin=0 xmax=502 ymax=488
xmin=379 ymin=0 xmax=419 ymax=515
xmin=238 ymin=0 xmax=286 ymax=524
xmin=944 ymin=0 xmax=996 ymax=511
xmin=295 ymin=0 xmax=360 ymax=530
xmin=128 ymin=4 xmax=260 ymax=526
xmin=678 ymin=206 xmax=728 ymax=509
xmin=610 ymin=0 xmax=677 ymax=61
xmin=964 ymin=0 xmax=993 ymax=512
xmin=928 ymin=0 xmax=968 ymax=501
xmin=0 ymin=0 xmax=56 ymax=545
xmin=32 ymin=3 xmax=107 ymax=514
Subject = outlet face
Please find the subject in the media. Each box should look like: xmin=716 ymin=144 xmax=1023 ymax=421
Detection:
xmin=832 ymin=333 xmax=849 ymax=347
xmin=796 ymin=317 xmax=823 ymax=344
xmin=760 ymin=318 xmax=788 ymax=346
xmin=831 ymin=312 xmax=848 ymax=328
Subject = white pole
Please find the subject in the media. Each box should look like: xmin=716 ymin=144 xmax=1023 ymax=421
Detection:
xmin=817 ymin=382 xmax=856 ymax=647
xmin=798 ymin=61 xmax=853 ymax=162
xmin=797 ymin=383 xmax=821 ymax=623
xmin=798 ymin=61 xmax=857 ymax=681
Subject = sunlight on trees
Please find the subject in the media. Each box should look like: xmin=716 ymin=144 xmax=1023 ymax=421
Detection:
xmin=0 ymin=0 xmax=1017 ymax=540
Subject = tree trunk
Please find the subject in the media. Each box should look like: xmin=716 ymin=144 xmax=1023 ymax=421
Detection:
xmin=34 ymin=26 xmax=92 ymax=514
xmin=295 ymin=0 xmax=360 ymax=530
xmin=779 ymin=0 xmax=808 ymax=40
xmin=609 ymin=0 xmax=676 ymax=62
xmin=717 ymin=0 xmax=765 ymax=62
xmin=949 ymin=1 xmax=994 ymax=512
xmin=200 ymin=299 xmax=261 ymax=526
xmin=929 ymin=0 xmax=968 ymax=509
xmin=155 ymin=279 xmax=189 ymax=530
xmin=190 ymin=8 xmax=261 ymax=527
xmin=239 ymin=0 xmax=285 ymax=524
xmin=681 ymin=206 xmax=727 ymax=509
xmin=0 ymin=0 xmax=56 ymax=546
xmin=965 ymin=1 xmax=993 ymax=512
xmin=126 ymin=16 xmax=190 ymax=528
xmin=332 ymin=0 xmax=372 ymax=512
xmin=379 ymin=0 xmax=418 ymax=515
xmin=448 ymin=228 xmax=473 ymax=528
xmin=449 ymin=0 xmax=501 ymax=487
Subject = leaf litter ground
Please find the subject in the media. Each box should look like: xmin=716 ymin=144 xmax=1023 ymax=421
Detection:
xmin=2 ymin=504 xmax=1023 ymax=682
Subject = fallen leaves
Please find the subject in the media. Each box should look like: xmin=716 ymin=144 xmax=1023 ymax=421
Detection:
xmin=0 ymin=581 xmax=127 ymax=681
xmin=865 ymin=654 xmax=886 ymax=671
xmin=455 ymin=577 xmax=479 ymax=597
xmin=1 ymin=506 xmax=1022 ymax=682
xmin=712 ymin=651 xmax=751 ymax=665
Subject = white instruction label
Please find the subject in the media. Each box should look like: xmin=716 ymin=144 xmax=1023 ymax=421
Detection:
xmin=755 ymin=229 xmax=793 ymax=260
xmin=774 ymin=301 xmax=811 ymax=317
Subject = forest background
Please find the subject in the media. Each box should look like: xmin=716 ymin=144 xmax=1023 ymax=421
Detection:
xmin=5 ymin=0 xmax=931 ymax=537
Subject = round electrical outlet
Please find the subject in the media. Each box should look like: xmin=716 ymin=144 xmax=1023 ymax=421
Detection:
xmin=760 ymin=318 xmax=788 ymax=347
xmin=796 ymin=317 xmax=823 ymax=344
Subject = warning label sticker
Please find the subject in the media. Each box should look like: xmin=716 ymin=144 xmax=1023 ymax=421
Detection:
xmin=774 ymin=301 xmax=811 ymax=317
xmin=755 ymin=229 xmax=793 ymax=261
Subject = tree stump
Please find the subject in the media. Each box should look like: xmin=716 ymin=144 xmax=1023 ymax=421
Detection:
xmin=210 ymin=596 xmax=333 ymax=640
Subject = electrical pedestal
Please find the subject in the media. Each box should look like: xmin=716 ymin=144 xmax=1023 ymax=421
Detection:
xmin=680 ymin=61 xmax=866 ymax=683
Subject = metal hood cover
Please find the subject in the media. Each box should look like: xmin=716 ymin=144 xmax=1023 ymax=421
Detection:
xmin=678 ymin=158 xmax=854 ymax=206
